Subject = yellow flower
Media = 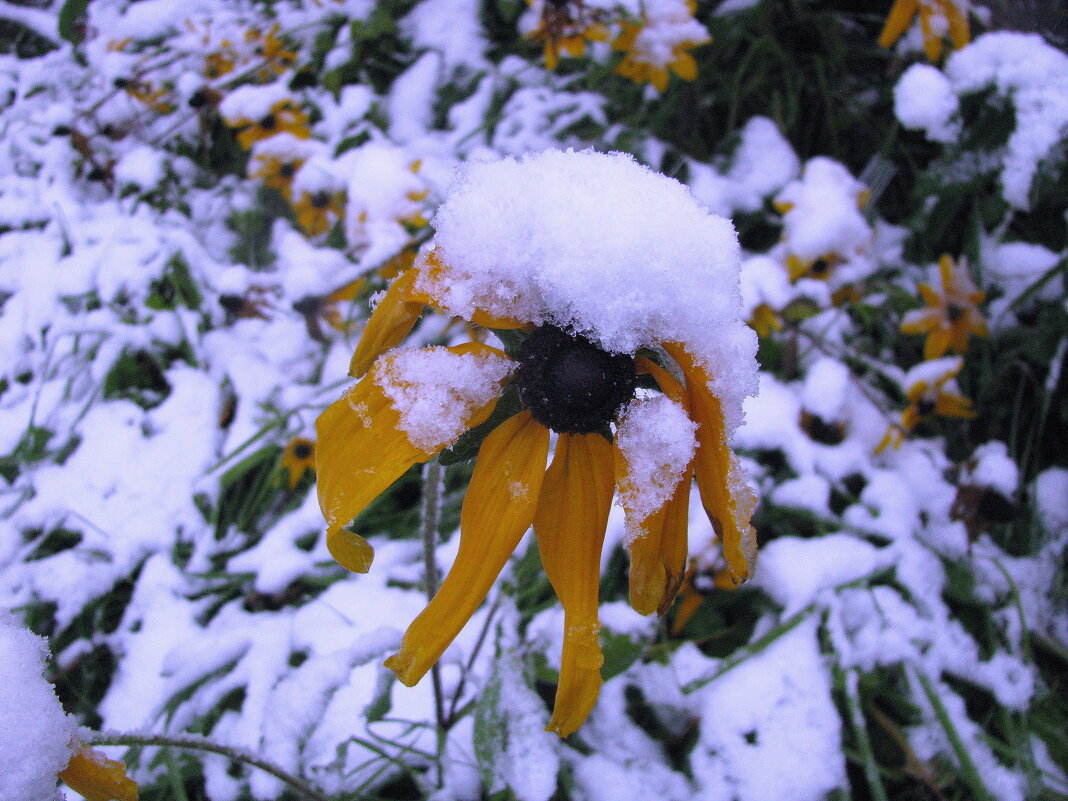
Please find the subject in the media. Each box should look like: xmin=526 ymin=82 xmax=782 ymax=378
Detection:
xmin=611 ymin=1 xmax=709 ymax=92
xmin=280 ymin=437 xmax=316 ymax=489
xmin=122 ymin=80 xmax=175 ymax=114
xmin=317 ymin=256 xmax=756 ymax=737
xmin=204 ymin=46 xmax=236 ymax=79
xmin=248 ymin=23 xmax=299 ymax=81
xmin=316 ymin=151 xmax=758 ymax=737
xmin=901 ymin=254 xmax=987 ymax=360
xmin=292 ymin=189 xmax=345 ymax=236
xmin=59 ymin=742 xmax=138 ymax=801
xmin=250 ymin=153 xmax=305 ymax=199
xmin=747 ymin=302 xmax=782 ymax=338
xmin=525 ymin=0 xmax=610 ymax=70
xmin=878 ymin=0 xmax=970 ymax=62
xmin=227 ymin=100 xmax=310 ymax=150
xmin=786 ymin=252 xmax=839 ymax=283
xmin=877 ymin=357 xmax=976 ymax=451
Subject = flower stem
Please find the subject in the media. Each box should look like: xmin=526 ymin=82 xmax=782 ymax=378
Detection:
xmin=89 ymin=732 xmax=330 ymax=801
xmin=419 ymin=458 xmax=448 ymax=774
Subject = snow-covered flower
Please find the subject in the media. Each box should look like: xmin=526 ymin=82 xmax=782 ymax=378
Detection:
xmin=612 ymin=0 xmax=710 ymax=92
xmin=523 ymin=0 xmax=610 ymax=70
xmin=878 ymin=0 xmax=970 ymax=62
xmin=315 ymin=150 xmax=759 ymax=736
xmin=245 ymin=23 xmax=298 ymax=81
xmin=1 ymin=615 xmax=137 ymax=801
xmin=877 ymin=356 xmax=976 ymax=451
xmin=900 ymin=254 xmax=987 ymax=360
xmin=292 ymin=188 xmax=346 ymax=236
xmin=226 ymin=98 xmax=310 ymax=150
xmin=58 ymin=744 xmax=139 ymax=801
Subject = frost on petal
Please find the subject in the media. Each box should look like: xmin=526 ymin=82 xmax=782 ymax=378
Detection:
xmin=615 ymin=395 xmax=697 ymax=544
xmin=376 ymin=346 xmax=515 ymax=452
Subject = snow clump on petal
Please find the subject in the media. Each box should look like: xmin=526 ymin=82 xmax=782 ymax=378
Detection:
xmin=615 ymin=394 xmax=697 ymax=541
xmin=377 ymin=346 xmax=515 ymax=452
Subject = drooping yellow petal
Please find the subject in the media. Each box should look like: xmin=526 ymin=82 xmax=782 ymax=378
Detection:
xmin=317 ymin=344 xmax=507 ymax=547
xmin=385 ymin=412 xmax=550 ymax=685
xmin=669 ymin=49 xmax=698 ymax=81
xmin=316 ymin=374 xmax=433 ymax=545
xmin=918 ymin=4 xmax=943 ymax=62
xmin=944 ymin=1 xmax=970 ymax=49
xmin=544 ymin=42 xmax=559 ymax=71
xmin=534 ymin=432 xmax=615 ymax=737
xmin=924 ymin=327 xmax=953 ymax=360
xmin=657 ymin=475 xmax=692 ymax=615
xmin=878 ymin=0 xmax=918 ymax=49
xmin=60 ymin=744 xmax=139 ymax=801
xmin=348 ymin=269 xmax=425 ymax=379
xmin=935 ymin=392 xmax=976 ymax=419
xmin=625 ymin=356 xmax=694 ymax=615
xmin=327 ymin=528 xmax=375 ymax=573
xmin=650 ymin=66 xmax=669 ymax=93
xmin=615 ymin=438 xmax=667 ymax=616
xmin=664 ymin=342 xmax=757 ymax=585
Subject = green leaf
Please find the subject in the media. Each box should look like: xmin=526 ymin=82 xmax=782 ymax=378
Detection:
xmin=58 ymin=0 xmax=91 ymax=44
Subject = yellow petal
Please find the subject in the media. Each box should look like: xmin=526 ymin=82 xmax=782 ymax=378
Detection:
xmin=650 ymin=67 xmax=669 ymax=93
xmin=664 ymin=343 xmax=757 ymax=585
xmin=632 ymin=355 xmax=693 ymax=613
xmin=878 ymin=0 xmax=918 ymax=48
xmin=924 ymin=327 xmax=953 ymax=360
xmin=670 ymin=50 xmax=698 ymax=81
xmin=918 ymin=4 xmax=943 ymax=61
xmin=563 ymin=36 xmax=586 ymax=58
xmin=935 ymin=392 xmax=976 ymax=419
xmin=544 ymin=42 xmax=559 ymax=71
xmin=944 ymin=1 xmax=970 ymax=49
xmin=585 ymin=23 xmax=610 ymax=42
xmin=786 ymin=254 xmax=809 ymax=282
xmin=385 ymin=413 xmax=550 ymax=685
xmin=534 ymin=432 xmax=615 ymax=737
xmin=60 ymin=744 xmax=139 ymax=801
xmin=657 ymin=475 xmax=692 ymax=615
xmin=624 ymin=472 xmax=691 ymax=616
xmin=349 ymin=269 xmax=425 ymax=379
xmin=317 ymin=344 xmax=507 ymax=543
xmin=327 ymin=528 xmax=375 ymax=573
xmin=615 ymin=441 xmax=667 ymax=616
xmin=316 ymin=374 xmax=431 ymax=544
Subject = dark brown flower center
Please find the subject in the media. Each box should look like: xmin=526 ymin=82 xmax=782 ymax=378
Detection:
xmin=946 ymin=302 xmax=965 ymax=323
xmin=515 ymin=325 xmax=636 ymax=434
xmin=310 ymin=190 xmax=332 ymax=209
xmin=279 ymin=161 xmax=296 ymax=178
xmin=916 ymin=397 xmax=937 ymax=417
xmin=292 ymin=441 xmax=312 ymax=459
xmin=259 ymin=113 xmax=277 ymax=130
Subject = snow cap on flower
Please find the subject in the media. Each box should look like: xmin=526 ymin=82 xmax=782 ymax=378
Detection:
xmin=0 ymin=613 xmax=77 ymax=801
xmin=416 ymin=149 xmax=757 ymax=431
xmin=774 ymin=157 xmax=872 ymax=264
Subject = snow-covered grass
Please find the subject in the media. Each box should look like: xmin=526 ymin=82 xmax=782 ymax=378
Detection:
xmin=0 ymin=1 xmax=1065 ymax=800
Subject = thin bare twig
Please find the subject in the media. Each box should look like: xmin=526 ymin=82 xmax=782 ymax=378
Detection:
xmin=90 ymin=731 xmax=330 ymax=801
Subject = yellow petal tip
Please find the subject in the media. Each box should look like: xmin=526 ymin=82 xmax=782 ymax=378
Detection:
xmin=384 ymin=651 xmax=421 ymax=686
xmin=327 ymin=528 xmax=375 ymax=573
